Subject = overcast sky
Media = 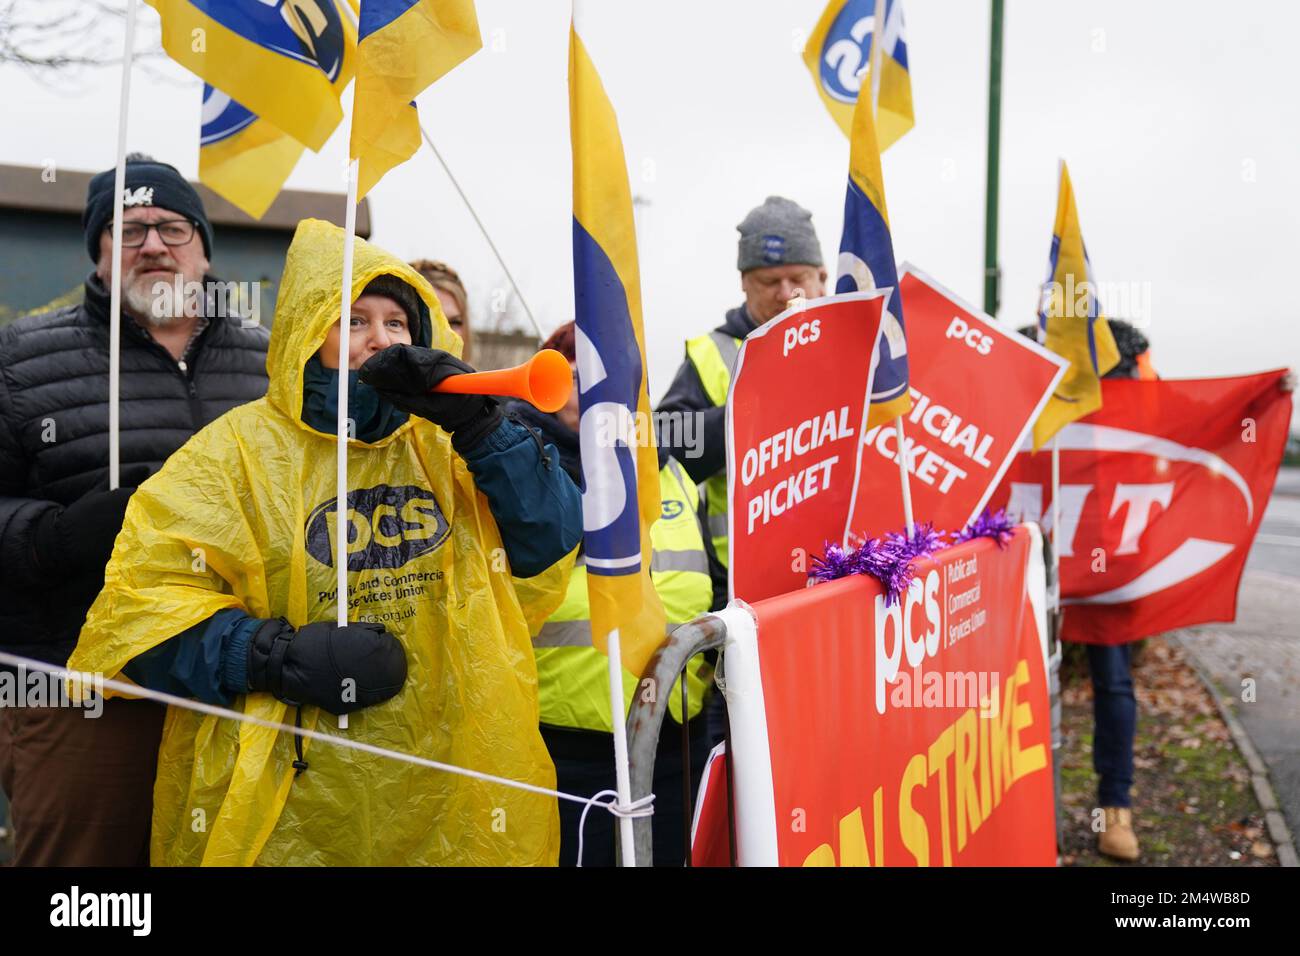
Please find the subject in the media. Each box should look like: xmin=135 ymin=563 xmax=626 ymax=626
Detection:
xmin=3 ymin=0 xmax=1297 ymax=408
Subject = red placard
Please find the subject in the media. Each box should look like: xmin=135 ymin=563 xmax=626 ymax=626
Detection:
xmin=849 ymin=266 xmax=1067 ymax=542
xmin=692 ymin=527 xmax=1055 ymax=866
xmin=727 ymin=292 xmax=886 ymax=603
xmin=990 ymin=372 xmax=1292 ymax=644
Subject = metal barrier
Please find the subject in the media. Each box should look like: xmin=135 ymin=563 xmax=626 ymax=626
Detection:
xmin=624 ymin=614 xmax=727 ymax=867
xmin=624 ymin=527 xmax=1064 ymax=866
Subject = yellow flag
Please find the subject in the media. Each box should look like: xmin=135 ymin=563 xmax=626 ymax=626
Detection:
xmin=1033 ymin=161 xmax=1121 ymax=449
xmin=804 ymin=0 xmax=915 ymax=151
xmin=350 ymin=0 xmax=481 ymax=198
xmin=569 ymin=16 xmax=667 ymax=679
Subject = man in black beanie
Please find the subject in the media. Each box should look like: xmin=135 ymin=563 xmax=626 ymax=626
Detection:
xmin=0 ymin=154 xmax=269 ymax=866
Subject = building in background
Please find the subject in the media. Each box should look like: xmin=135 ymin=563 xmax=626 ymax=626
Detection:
xmin=0 ymin=162 xmax=370 ymax=328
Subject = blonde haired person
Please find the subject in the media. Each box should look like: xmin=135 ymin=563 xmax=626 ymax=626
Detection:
xmin=69 ymin=220 xmax=581 ymax=866
xmin=409 ymin=259 xmax=472 ymax=363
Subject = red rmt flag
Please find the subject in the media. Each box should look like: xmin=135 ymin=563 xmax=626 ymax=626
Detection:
xmin=992 ymin=371 xmax=1292 ymax=644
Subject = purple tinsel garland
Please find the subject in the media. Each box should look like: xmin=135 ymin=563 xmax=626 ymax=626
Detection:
xmin=953 ymin=507 xmax=1016 ymax=548
xmin=809 ymin=512 xmax=1017 ymax=602
xmin=810 ymin=524 xmax=948 ymax=605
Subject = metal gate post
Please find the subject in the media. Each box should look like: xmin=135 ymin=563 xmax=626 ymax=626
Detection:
xmin=622 ymin=615 xmax=727 ymax=866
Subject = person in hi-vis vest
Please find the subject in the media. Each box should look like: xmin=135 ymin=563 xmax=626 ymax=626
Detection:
xmin=657 ymin=197 xmax=828 ymax=609
xmin=507 ymin=322 xmax=716 ymax=866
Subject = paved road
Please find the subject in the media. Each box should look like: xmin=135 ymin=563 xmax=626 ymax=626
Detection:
xmin=1179 ymin=465 xmax=1300 ymax=856
xmin=1245 ymin=466 xmax=1300 ymax=580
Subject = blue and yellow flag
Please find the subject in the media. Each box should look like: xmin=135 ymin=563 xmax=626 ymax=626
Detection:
xmin=350 ymin=0 xmax=481 ymax=199
xmin=835 ymin=71 xmax=910 ymax=429
xmin=148 ymin=0 xmax=356 ymax=153
xmin=805 ymin=0 xmax=914 ymax=151
xmin=1033 ymin=161 xmax=1121 ymax=449
xmin=569 ymin=15 xmax=666 ymax=678
xmin=199 ymin=84 xmax=305 ymax=219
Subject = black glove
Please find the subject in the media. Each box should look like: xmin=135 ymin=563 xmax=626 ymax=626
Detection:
xmin=359 ymin=344 xmax=503 ymax=453
xmin=32 ymin=464 xmax=153 ymax=574
xmin=246 ymin=619 xmax=407 ymax=716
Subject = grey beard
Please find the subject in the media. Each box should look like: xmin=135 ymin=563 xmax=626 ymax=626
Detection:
xmin=123 ymin=273 xmax=201 ymax=328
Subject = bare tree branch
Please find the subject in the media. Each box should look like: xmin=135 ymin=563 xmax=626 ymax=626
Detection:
xmin=0 ymin=0 xmax=176 ymax=92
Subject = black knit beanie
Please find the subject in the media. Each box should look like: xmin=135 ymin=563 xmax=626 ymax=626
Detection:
xmin=361 ymin=275 xmax=430 ymax=347
xmin=82 ymin=155 xmax=214 ymax=263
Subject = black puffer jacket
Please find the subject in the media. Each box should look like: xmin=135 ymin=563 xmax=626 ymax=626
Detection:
xmin=0 ymin=274 xmax=270 ymax=664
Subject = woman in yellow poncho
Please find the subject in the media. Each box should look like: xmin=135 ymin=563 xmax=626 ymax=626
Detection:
xmin=69 ymin=219 xmax=580 ymax=866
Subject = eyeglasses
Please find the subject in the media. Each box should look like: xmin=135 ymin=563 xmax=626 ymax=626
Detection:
xmin=108 ymin=219 xmax=197 ymax=248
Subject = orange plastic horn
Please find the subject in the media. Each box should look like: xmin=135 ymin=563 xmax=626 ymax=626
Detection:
xmin=431 ymin=348 xmax=573 ymax=413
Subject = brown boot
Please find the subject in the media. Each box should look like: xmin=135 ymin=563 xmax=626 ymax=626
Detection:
xmin=1098 ymin=807 xmax=1140 ymax=861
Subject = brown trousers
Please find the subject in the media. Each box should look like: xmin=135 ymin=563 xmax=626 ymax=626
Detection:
xmin=0 ymin=697 xmax=165 ymax=866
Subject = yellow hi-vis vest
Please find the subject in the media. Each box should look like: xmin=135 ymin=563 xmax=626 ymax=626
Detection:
xmin=684 ymin=329 xmax=741 ymax=569
xmin=534 ymin=458 xmax=714 ymax=731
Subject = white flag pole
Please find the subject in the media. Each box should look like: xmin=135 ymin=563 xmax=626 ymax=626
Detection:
xmin=606 ymin=628 xmax=636 ymax=867
xmin=894 ymin=415 xmax=915 ymax=536
xmin=335 ymin=162 xmax=361 ymax=733
xmin=1034 ymin=319 xmax=1062 ymax=612
xmin=108 ymin=0 xmax=140 ymax=490
xmin=871 ymin=2 xmax=908 ymax=536
xmin=1050 ymin=434 xmax=1061 ymax=611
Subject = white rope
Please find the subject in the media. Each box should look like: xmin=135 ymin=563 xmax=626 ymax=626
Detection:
xmin=0 ymin=650 xmax=654 ymax=841
xmin=576 ymin=790 xmax=655 ymax=868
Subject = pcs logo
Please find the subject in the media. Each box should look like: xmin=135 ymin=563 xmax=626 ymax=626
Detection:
xmin=819 ymin=4 xmax=877 ymax=104
xmin=306 ymin=485 xmax=449 ymax=571
xmin=205 ymin=1 xmax=347 ymax=82
xmin=661 ymin=499 xmax=685 ymax=521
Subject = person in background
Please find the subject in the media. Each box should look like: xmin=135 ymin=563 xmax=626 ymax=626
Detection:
xmin=658 ymin=196 xmax=827 ymax=751
xmin=1089 ymin=318 xmax=1152 ymax=861
xmin=510 ymin=321 xmax=715 ymax=866
xmin=0 ymin=154 xmax=269 ymax=866
xmin=657 ymin=196 xmax=828 ymax=612
xmin=1019 ymin=318 xmax=1294 ymax=861
xmin=410 ymin=259 xmax=472 ymax=364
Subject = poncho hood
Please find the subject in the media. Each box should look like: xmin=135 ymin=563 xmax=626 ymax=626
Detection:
xmin=266 ymin=218 xmax=455 ymax=441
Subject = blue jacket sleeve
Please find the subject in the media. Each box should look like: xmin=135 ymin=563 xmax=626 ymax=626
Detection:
xmin=121 ymin=608 xmax=260 ymax=706
xmin=462 ymin=417 xmax=583 ymax=578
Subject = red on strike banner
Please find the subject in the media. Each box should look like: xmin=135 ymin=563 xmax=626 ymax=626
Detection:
xmin=850 ymin=266 xmax=1067 ymax=543
xmin=991 ymin=372 xmax=1292 ymax=644
xmin=694 ymin=527 xmax=1056 ymax=866
xmin=727 ymin=292 xmax=886 ymax=603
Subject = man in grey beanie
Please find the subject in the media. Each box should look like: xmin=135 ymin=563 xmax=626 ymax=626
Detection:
xmin=656 ymin=196 xmax=827 ymax=611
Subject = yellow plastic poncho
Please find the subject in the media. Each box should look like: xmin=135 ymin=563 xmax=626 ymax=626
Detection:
xmin=70 ymin=219 xmax=568 ymax=866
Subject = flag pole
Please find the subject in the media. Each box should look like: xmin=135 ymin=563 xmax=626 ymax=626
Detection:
xmin=418 ymin=126 xmax=545 ymax=344
xmin=1050 ymin=435 xmax=1061 ymax=611
xmin=573 ymin=0 xmax=638 ymax=867
xmin=983 ymin=0 xmax=1005 ymax=317
xmin=108 ymin=0 xmax=140 ymax=490
xmin=606 ymin=628 xmax=637 ymax=866
xmin=868 ymin=3 xmax=915 ymax=538
xmin=1036 ymin=322 xmax=1061 ymax=611
xmin=894 ymin=415 xmax=915 ymax=535
xmin=334 ymin=153 xmax=359 ymax=732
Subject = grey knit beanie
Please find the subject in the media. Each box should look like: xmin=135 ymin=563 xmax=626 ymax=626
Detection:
xmin=736 ymin=196 xmax=824 ymax=272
